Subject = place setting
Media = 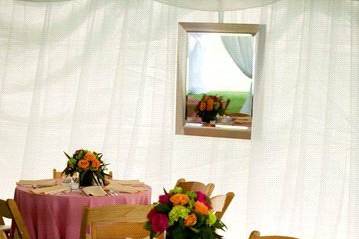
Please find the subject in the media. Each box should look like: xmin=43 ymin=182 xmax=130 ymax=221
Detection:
xmin=16 ymin=149 xmax=148 ymax=197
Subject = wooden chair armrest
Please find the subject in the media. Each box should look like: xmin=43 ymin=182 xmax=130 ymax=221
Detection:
xmin=0 ymin=225 xmax=10 ymax=231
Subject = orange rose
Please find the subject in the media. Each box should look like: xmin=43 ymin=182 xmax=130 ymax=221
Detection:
xmin=83 ymin=152 xmax=97 ymax=162
xmin=77 ymin=159 xmax=90 ymax=169
xmin=184 ymin=213 xmax=197 ymax=227
xmin=194 ymin=201 xmax=209 ymax=215
xmin=199 ymin=102 xmax=206 ymax=111
xmin=170 ymin=193 xmax=190 ymax=206
xmin=91 ymin=159 xmax=101 ymax=170
xmin=206 ymin=98 xmax=214 ymax=111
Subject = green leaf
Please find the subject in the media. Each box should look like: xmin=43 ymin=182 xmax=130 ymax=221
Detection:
xmin=214 ymin=231 xmax=224 ymax=239
xmin=76 ymin=150 xmax=85 ymax=160
xmin=64 ymin=152 xmax=72 ymax=160
xmin=69 ymin=158 xmax=77 ymax=166
xmin=213 ymin=220 xmax=226 ymax=231
xmin=97 ymin=173 xmax=104 ymax=180
xmin=199 ymin=226 xmax=214 ymax=239
xmin=196 ymin=214 xmax=206 ymax=227
xmin=189 ymin=227 xmax=200 ymax=233
xmin=178 ymin=218 xmax=185 ymax=227
xmin=144 ymin=221 xmax=152 ymax=231
xmin=155 ymin=203 xmax=171 ymax=213
xmin=171 ymin=226 xmax=188 ymax=239
xmin=186 ymin=191 xmax=196 ymax=200
xmin=92 ymin=174 xmax=100 ymax=186
xmin=150 ymin=231 xmax=157 ymax=239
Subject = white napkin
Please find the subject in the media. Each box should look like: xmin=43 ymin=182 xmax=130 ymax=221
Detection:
xmin=108 ymin=179 xmax=144 ymax=186
xmin=17 ymin=179 xmax=57 ymax=188
xmin=104 ymin=183 xmax=147 ymax=194
xmin=31 ymin=185 xmax=69 ymax=195
xmin=82 ymin=186 xmax=107 ymax=197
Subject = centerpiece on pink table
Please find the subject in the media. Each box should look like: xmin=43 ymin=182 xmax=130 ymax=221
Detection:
xmin=196 ymin=95 xmax=228 ymax=127
xmin=63 ymin=149 xmax=109 ymax=187
xmin=145 ymin=187 xmax=226 ymax=239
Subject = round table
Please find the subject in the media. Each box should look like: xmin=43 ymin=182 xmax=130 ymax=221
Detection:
xmin=14 ymin=185 xmax=151 ymax=239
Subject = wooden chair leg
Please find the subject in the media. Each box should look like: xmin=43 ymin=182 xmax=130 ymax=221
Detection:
xmin=0 ymin=230 xmax=8 ymax=239
xmin=0 ymin=225 xmax=10 ymax=239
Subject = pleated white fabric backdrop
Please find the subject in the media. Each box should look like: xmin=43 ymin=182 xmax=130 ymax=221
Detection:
xmin=0 ymin=0 xmax=358 ymax=238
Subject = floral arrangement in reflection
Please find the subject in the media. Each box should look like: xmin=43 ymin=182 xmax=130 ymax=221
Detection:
xmin=196 ymin=95 xmax=228 ymax=124
xmin=145 ymin=187 xmax=226 ymax=239
xmin=63 ymin=149 xmax=109 ymax=187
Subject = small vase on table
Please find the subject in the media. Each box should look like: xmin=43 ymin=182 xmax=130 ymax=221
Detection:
xmin=201 ymin=113 xmax=217 ymax=127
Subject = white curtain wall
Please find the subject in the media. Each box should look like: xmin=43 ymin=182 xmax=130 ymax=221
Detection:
xmin=0 ymin=0 xmax=358 ymax=239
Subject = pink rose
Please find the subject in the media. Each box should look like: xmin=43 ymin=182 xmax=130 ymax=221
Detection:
xmin=196 ymin=191 xmax=206 ymax=202
xmin=196 ymin=191 xmax=212 ymax=209
xmin=147 ymin=209 xmax=169 ymax=233
xmin=159 ymin=194 xmax=170 ymax=204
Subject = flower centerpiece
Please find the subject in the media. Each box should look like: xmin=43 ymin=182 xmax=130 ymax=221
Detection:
xmin=62 ymin=149 xmax=109 ymax=187
xmin=196 ymin=95 xmax=227 ymax=126
xmin=145 ymin=187 xmax=226 ymax=239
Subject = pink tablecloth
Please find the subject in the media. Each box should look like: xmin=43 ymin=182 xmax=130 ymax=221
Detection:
xmin=14 ymin=185 xmax=151 ymax=239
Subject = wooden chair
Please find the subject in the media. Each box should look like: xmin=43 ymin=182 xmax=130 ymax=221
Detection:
xmin=0 ymin=231 xmax=7 ymax=239
xmin=0 ymin=199 xmax=30 ymax=239
xmin=0 ymin=215 xmax=10 ymax=239
xmin=53 ymin=168 xmax=63 ymax=179
xmin=248 ymin=230 xmax=299 ymax=239
xmin=80 ymin=204 xmax=159 ymax=239
xmin=210 ymin=192 xmax=235 ymax=220
xmin=175 ymin=178 xmax=215 ymax=196
xmin=105 ymin=171 xmax=113 ymax=180
xmin=53 ymin=169 xmax=113 ymax=180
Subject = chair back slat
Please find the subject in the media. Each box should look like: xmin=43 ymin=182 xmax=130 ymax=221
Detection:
xmin=0 ymin=200 xmax=12 ymax=220
xmin=0 ymin=199 xmax=30 ymax=239
xmin=0 ymin=199 xmax=12 ymax=238
xmin=175 ymin=178 xmax=215 ymax=196
xmin=53 ymin=168 xmax=63 ymax=179
xmin=261 ymin=237 xmax=299 ymax=239
xmin=210 ymin=192 xmax=234 ymax=220
xmin=81 ymin=204 xmax=152 ymax=239
xmin=211 ymin=195 xmax=226 ymax=212
xmin=94 ymin=222 xmax=148 ymax=239
xmin=249 ymin=230 xmax=299 ymax=239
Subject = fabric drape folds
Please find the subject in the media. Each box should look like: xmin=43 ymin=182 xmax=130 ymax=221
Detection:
xmin=154 ymin=0 xmax=280 ymax=11
xmin=187 ymin=34 xmax=205 ymax=94
xmin=0 ymin=0 xmax=358 ymax=239
xmin=240 ymin=83 xmax=252 ymax=115
xmin=221 ymin=35 xmax=253 ymax=114
xmin=222 ymin=35 xmax=253 ymax=78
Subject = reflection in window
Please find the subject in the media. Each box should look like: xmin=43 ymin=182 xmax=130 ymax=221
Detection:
xmin=186 ymin=32 xmax=254 ymax=129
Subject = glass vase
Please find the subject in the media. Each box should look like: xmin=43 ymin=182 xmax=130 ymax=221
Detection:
xmin=200 ymin=112 xmax=217 ymax=127
xmin=79 ymin=170 xmax=94 ymax=187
